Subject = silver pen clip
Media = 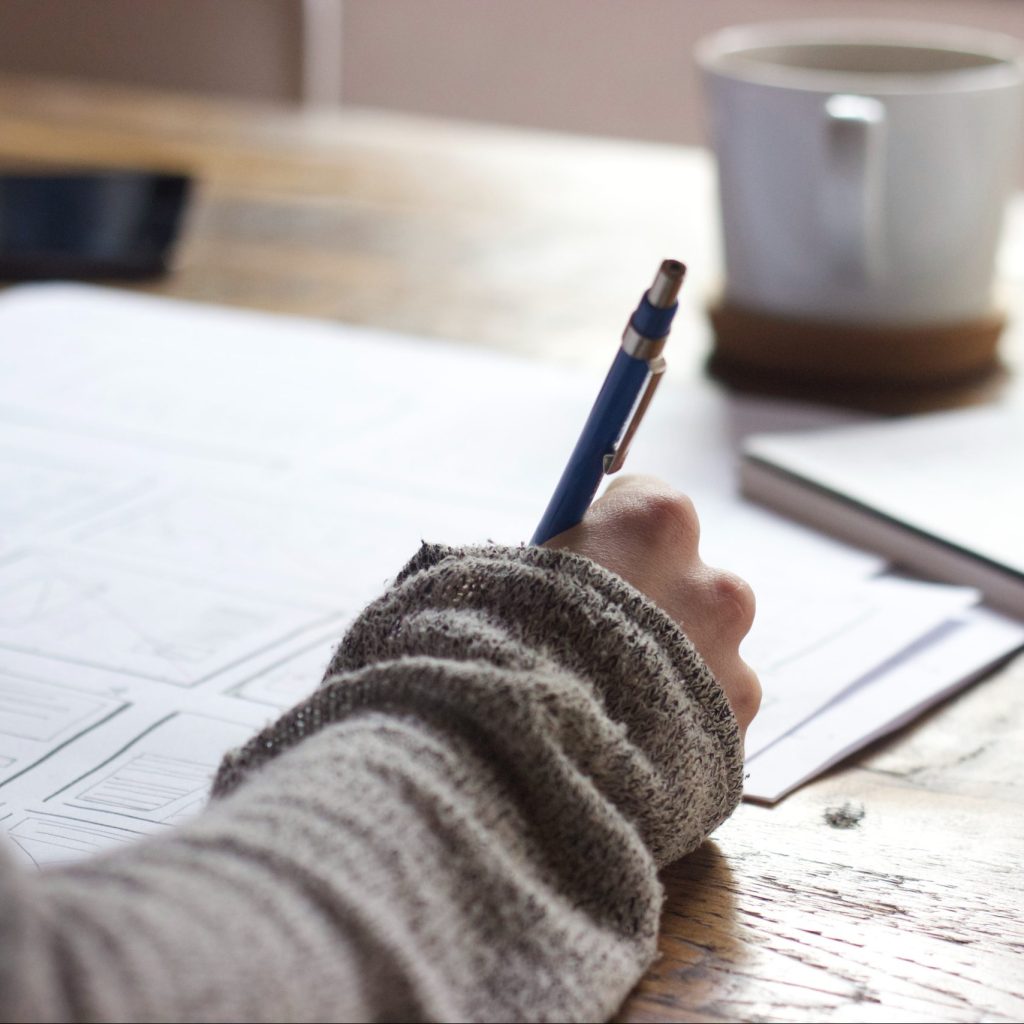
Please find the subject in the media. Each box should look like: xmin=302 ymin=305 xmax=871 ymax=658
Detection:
xmin=602 ymin=355 xmax=667 ymax=474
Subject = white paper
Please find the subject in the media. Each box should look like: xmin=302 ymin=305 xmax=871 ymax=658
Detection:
xmin=743 ymin=576 xmax=980 ymax=759
xmin=744 ymin=606 xmax=1024 ymax=802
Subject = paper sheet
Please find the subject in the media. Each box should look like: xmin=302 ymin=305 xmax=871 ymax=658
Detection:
xmin=0 ymin=283 xmax=1019 ymax=863
xmin=743 ymin=576 xmax=980 ymax=759
xmin=744 ymin=606 xmax=1024 ymax=802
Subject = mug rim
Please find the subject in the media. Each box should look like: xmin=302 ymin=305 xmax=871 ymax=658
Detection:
xmin=696 ymin=19 xmax=1024 ymax=94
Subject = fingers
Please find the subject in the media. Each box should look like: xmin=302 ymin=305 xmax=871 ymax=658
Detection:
xmin=708 ymin=655 xmax=762 ymax=734
xmin=730 ymin=660 xmax=763 ymax=732
xmin=674 ymin=562 xmax=760 ymax=734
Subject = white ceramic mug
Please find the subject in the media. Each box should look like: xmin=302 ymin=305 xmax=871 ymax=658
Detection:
xmin=697 ymin=21 xmax=1024 ymax=326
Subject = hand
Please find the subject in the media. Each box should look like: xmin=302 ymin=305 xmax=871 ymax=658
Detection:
xmin=543 ymin=475 xmax=761 ymax=735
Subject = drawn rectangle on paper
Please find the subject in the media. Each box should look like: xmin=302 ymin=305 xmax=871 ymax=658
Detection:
xmin=0 ymin=670 xmax=127 ymax=785
xmin=58 ymin=712 xmax=257 ymax=825
xmin=0 ymin=552 xmax=332 ymax=687
xmin=75 ymin=753 xmax=210 ymax=815
xmin=0 ymin=448 xmax=137 ymax=549
xmin=7 ymin=811 xmax=143 ymax=867
xmin=0 ymin=672 xmax=120 ymax=742
xmin=68 ymin=482 xmax=519 ymax=603
xmin=231 ymin=633 xmax=338 ymax=708
xmin=71 ymin=488 xmax=360 ymax=589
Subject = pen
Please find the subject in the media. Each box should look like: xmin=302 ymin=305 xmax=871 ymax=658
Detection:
xmin=530 ymin=258 xmax=686 ymax=545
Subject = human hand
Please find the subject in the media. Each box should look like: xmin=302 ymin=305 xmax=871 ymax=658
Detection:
xmin=542 ymin=475 xmax=761 ymax=735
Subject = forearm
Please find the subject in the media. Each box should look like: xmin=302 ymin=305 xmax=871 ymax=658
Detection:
xmin=9 ymin=717 xmax=650 ymax=1023
xmin=2 ymin=544 xmax=743 ymax=1023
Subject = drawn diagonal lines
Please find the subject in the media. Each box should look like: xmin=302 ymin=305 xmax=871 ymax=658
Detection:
xmin=9 ymin=812 xmax=142 ymax=868
xmin=0 ymin=572 xmax=104 ymax=628
xmin=0 ymin=552 xmax=328 ymax=687
xmin=0 ymin=568 xmax=197 ymax=683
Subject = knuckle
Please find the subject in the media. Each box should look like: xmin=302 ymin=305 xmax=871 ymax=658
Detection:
xmin=710 ymin=570 xmax=757 ymax=636
xmin=730 ymin=663 xmax=763 ymax=727
xmin=629 ymin=490 xmax=700 ymax=549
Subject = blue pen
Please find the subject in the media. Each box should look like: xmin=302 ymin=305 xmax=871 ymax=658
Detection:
xmin=531 ymin=259 xmax=686 ymax=545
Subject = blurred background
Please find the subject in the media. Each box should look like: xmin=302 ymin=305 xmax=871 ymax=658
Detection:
xmin=4 ymin=0 xmax=1024 ymax=380
xmin=2 ymin=0 xmax=1024 ymax=147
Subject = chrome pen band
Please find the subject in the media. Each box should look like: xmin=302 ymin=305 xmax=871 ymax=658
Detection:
xmin=621 ymin=325 xmax=668 ymax=361
xmin=603 ymin=355 xmax=667 ymax=474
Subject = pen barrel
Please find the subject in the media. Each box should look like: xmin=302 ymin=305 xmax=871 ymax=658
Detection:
xmin=530 ymin=348 xmax=650 ymax=545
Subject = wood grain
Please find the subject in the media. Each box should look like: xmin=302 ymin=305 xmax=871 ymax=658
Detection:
xmin=1 ymin=74 xmax=1021 ymax=1022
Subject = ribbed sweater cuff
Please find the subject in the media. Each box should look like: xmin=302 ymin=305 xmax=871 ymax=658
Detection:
xmin=215 ymin=543 xmax=744 ymax=867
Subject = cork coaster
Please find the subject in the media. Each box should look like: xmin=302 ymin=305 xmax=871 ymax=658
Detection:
xmin=707 ymin=299 xmax=1007 ymax=411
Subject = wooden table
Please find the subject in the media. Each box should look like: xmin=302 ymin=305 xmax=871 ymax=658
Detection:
xmin=2 ymin=75 xmax=1021 ymax=1023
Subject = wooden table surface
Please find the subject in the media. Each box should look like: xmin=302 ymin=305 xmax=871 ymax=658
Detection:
xmin=1 ymin=75 xmax=1021 ymax=1023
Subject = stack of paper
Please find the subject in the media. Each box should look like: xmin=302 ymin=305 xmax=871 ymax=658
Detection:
xmin=0 ymin=285 xmax=1020 ymax=867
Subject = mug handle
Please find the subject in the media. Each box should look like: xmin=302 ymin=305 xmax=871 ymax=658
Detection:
xmin=821 ymin=94 xmax=886 ymax=282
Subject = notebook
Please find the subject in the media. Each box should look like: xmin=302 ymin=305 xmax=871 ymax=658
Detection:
xmin=741 ymin=404 xmax=1024 ymax=617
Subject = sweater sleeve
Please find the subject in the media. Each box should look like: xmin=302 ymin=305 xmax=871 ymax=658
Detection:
xmin=0 ymin=544 xmax=744 ymax=1024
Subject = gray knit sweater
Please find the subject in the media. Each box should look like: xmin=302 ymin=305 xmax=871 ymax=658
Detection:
xmin=0 ymin=544 xmax=743 ymax=1023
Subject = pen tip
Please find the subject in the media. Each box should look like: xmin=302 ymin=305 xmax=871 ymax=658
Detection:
xmin=648 ymin=259 xmax=687 ymax=308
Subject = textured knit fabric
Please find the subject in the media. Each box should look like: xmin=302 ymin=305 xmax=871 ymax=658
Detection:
xmin=0 ymin=544 xmax=744 ymax=1024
